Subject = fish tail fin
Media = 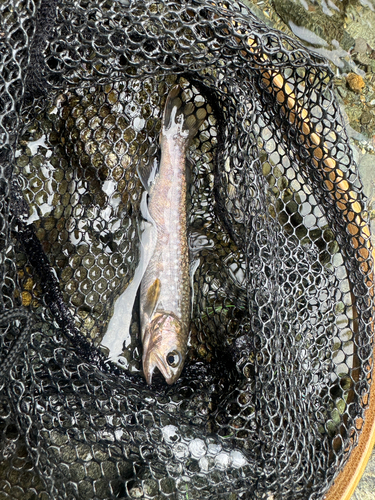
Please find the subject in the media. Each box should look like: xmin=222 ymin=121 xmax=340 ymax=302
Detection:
xmin=162 ymin=85 xmax=207 ymax=142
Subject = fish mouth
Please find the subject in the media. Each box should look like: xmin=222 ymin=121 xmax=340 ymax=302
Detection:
xmin=143 ymin=351 xmax=176 ymax=385
xmin=141 ymin=313 xmax=185 ymax=385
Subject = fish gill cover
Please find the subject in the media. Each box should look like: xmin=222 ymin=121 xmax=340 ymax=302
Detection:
xmin=0 ymin=0 xmax=374 ymax=499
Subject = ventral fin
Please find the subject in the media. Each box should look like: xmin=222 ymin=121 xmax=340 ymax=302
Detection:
xmin=144 ymin=278 xmax=161 ymax=317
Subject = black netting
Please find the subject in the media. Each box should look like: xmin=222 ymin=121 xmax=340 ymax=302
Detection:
xmin=0 ymin=1 xmax=374 ymax=499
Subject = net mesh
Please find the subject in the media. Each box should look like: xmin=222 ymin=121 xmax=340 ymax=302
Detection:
xmin=0 ymin=0 xmax=374 ymax=499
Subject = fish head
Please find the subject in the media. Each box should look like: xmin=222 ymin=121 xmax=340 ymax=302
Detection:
xmin=142 ymin=312 xmax=186 ymax=385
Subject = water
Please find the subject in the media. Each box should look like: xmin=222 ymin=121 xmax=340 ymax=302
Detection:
xmin=241 ymin=0 xmax=375 ymax=498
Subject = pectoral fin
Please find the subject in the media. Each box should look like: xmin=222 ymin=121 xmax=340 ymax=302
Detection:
xmin=143 ymin=278 xmax=161 ymax=318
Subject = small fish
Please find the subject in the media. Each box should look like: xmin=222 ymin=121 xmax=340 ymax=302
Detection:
xmin=140 ymin=85 xmax=206 ymax=385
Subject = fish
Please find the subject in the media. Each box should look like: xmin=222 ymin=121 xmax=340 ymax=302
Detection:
xmin=140 ymin=85 xmax=206 ymax=385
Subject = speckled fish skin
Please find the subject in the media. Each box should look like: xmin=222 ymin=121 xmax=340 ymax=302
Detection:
xmin=140 ymin=86 xmax=205 ymax=385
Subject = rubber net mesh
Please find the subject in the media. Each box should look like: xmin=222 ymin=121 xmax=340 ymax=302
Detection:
xmin=0 ymin=0 xmax=374 ymax=499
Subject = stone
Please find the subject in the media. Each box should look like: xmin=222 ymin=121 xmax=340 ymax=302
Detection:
xmin=354 ymin=37 xmax=368 ymax=54
xmin=346 ymin=73 xmax=366 ymax=93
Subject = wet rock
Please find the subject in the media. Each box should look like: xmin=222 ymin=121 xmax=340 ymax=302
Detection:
xmin=354 ymin=37 xmax=368 ymax=54
xmin=354 ymin=52 xmax=373 ymax=70
xmin=358 ymin=153 xmax=375 ymax=199
xmin=360 ymin=111 xmax=373 ymax=125
xmin=346 ymin=72 xmax=365 ymax=93
xmin=341 ymin=31 xmax=356 ymax=52
xmin=337 ymin=85 xmax=348 ymax=98
xmin=345 ymin=3 xmax=375 ymax=51
xmin=273 ymin=0 xmax=345 ymax=45
xmin=345 ymin=102 xmax=363 ymax=123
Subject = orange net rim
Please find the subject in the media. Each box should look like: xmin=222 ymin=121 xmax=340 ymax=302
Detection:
xmin=325 ymin=376 xmax=375 ymax=500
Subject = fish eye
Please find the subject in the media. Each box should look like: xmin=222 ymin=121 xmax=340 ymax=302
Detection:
xmin=166 ymin=350 xmax=180 ymax=368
